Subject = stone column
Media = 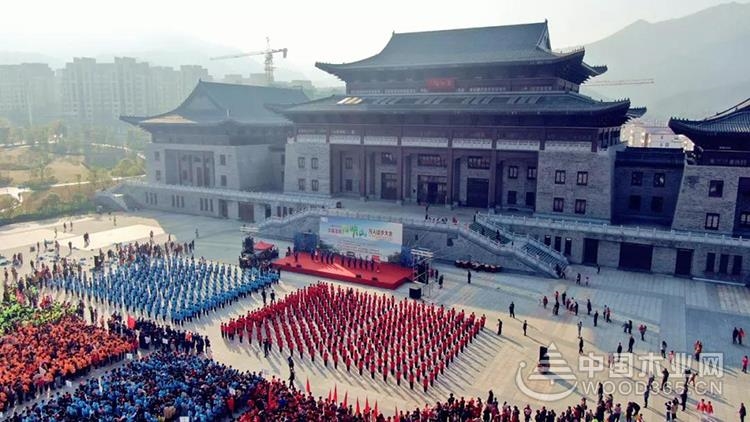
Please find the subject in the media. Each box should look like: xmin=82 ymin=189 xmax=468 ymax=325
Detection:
xmin=396 ymin=147 xmax=404 ymax=204
xmin=446 ymin=148 xmax=454 ymax=208
xmin=488 ymin=148 xmax=497 ymax=209
xmin=360 ymin=145 xmax=367 ymax=199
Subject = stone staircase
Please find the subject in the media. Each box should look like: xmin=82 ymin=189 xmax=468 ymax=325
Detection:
xmin=474 ymin=214 xmax=568 ymax=276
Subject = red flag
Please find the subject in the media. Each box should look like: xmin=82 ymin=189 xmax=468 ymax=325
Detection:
xmin=343 ymin=391 xmax=348 ymax=407
xmin=356 ymin=397 xmax=360 ymax=415
xmin=127 ymin=315 xmax=136 ymax=329
xmin=267 ymin=385 xmax=274 ymax=410
xmin=374 ymin=400 xmax=379 ymax=416
xmin=364 ymin=397 xmax=370 ymax=413
xmin=395 ymin=406 xmax=400 ymax=422
xmin=327 ymin=389 xmax=331 ymax=402
xmin=333 ymin=385 xmax=338 ymax=403
xmin=305 ymin=378 xmax=311 ymax=394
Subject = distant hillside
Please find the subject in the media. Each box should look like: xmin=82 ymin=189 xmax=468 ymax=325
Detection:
xmin=583 ymin=1 xmax=750 ymax=120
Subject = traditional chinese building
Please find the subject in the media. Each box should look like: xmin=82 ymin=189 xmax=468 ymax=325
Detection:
xmin=275 ymin=22 xmax=644 ymax=223
xmin=120 ymin=81 xmax=338 ymax=221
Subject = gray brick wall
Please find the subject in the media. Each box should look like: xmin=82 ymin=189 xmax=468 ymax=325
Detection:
xmin=613 ymin=165 xmax=682 ymax=226
xmin=536 ymin=149 xmax=614 ymax=221
xmin=283 ymin=143 xmax=331 ymax=195
xmin=672 ymin=165 xmax=745 ymax=234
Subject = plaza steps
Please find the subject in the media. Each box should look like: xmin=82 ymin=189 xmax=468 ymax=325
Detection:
xmin=473 ymin=215 xmax=568 ymax=276
xmin=253 ymin=208 xmax=562 ymax=278
xmin=94 ymin=189 xmax=129 ymax=212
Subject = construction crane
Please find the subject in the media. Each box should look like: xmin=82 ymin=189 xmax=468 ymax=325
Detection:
xmin=210 ymin=37 xmax=288 ymax=86
xmin=585 ymin=78 xmax=655 ymax=87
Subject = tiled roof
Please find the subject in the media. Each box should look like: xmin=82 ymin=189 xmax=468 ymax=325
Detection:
xmin=315 ymin=22 xmax=604 ymax=78
xmin=123 ymin=81 xmax=309 ymax=126
xmin=276 ymin=92 xmax=632 ymax=116
xmin=669 ymin=98 xmax=750 ymax=136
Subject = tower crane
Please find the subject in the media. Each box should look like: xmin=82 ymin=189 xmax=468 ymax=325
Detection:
xmin=210 ymin=37 xmax=288 ymax=86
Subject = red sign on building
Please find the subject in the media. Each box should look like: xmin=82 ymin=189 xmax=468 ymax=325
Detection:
xmin=425 ymin=78 xmax=456 ymax=92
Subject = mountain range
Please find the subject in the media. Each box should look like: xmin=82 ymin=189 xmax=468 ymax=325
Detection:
xmin=582 ymin=1 xmax=750 ymax=120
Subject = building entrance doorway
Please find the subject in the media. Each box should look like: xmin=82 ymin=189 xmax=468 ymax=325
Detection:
xmin=619 ymin=242 xmax=653 ymax=271
xmin=238 ymin=202 xmax=254 ymax=222
xmin=418 ymin=175 xmax=447 ymax=205
xmin=582 ymin=238 xmax=598 ymax=265
xmin=675 ymin=249 xmax=693 ymax=276
xmin=218 ymin=199 xmax=228 ymax=218
xmin=466 ymin=178 xmax=489 ymax=208
xmin=381 ymin=173 xmax=398 ymax=200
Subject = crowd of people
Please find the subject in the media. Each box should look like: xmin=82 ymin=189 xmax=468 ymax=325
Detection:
xmin=0 ymin=315 xmax=135 ymax=413
xmin=48 ymin=254 xmax=278 ymax=324
xmin=6 ymin=351 xmax=261 ymax=422
xmin=222 ymin=282 xmax=486 ymax=393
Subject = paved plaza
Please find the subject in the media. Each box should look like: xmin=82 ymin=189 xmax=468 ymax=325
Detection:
xmin=2 ymin=209 xmax=749 ymax=420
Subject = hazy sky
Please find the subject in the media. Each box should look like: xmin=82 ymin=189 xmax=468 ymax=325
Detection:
xmin=2 ymin=0 xmax=744 ymax=70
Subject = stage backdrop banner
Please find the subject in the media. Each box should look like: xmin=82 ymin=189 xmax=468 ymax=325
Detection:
xmin=319 ymin=216 xmax=403 ymax=262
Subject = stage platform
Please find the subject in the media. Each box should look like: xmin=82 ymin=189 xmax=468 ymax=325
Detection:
xmin=272 ymin=252 xmax=412 ymax=290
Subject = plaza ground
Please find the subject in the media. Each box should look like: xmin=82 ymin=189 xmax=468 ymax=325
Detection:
xmin=1 ymin=209 xmax=749 ymax=421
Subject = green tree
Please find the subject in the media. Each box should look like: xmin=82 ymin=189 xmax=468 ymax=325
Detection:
xmin=39 ymin=193 xmax=61 ymax=213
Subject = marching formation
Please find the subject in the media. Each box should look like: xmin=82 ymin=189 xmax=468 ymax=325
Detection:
xmin=222 ymin=282 xmax=486 ymax=392
xmin=49 ymin=256 xmax=278 ymax=324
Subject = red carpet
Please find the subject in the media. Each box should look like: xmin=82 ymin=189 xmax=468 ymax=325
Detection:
xmin=273 ymin=252 xmax=412 ymax=290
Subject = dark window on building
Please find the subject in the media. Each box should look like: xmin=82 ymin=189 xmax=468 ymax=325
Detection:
xmin=220 ymin=175 xmax=227 ymax=187
xmin=628 ymin=195 xmax=641 ymax=211
xmin=651 ymin=196 xmax=664 ymax=213
xmin=311 ymin=157 xmax=319 ymax=169
xmin=508 ymin=166 xmax=519 ymax=179
xmin=631 ymin=171 xmax=643 ymax=186
xmin=576 ymin=171 xmax=589 ymax=186
xmin=171 ymin=195 xmax=175 ymax=207
xmin=705 ymin=252 xmax=716 ymax=272
xmin=708 ymin=180 xmax=724 ymax=197
xmin=554 ymin=236 xmax=562 ymax=252
xmin=417 ymin=154 xmax=445 ymax=167
xmin=210 ymin=199 xmax=213 ymax=213
xmin=311 ymin=179 xmax=319 ymax=192
xmin=544 ymin=235 xmax=551 ymax=246
xmin=155 ymin=170 xmax=161 ymax=182
xmin=468 ymin=156 xmax=490 ymax=169
xmin=564 ymin=238 xmax=572 ymax=256
xmin=345 ymin=179 xmax=353 ymax=192
xmin=740 ymin=212 xmax=750 ymax=227
xmin=653 ymin=173 xmax=665 ymax=187
xmin=219 ymin=154 xmax=226 ymax=166
xmin=298 ymin=178 xmax=306 ymax=191
xmin=381 ymin=152 xmax=396 ymax=165
xmin=180 ymin=196 xmax=184 ymax=208
xmin=705 ymin=213 xmax=720 ymax=230
xmin=298 ymin=157 xmax=305 ymax=169
xmin=281 ymin=154 xmax=285 ymax=165
xmin=154 ymin=151 xmax=160 ymax=161
xmin=507 ymin=191 xmax=517 ymax=205
xmin=553 ymin=197 xmax=564 ymax=212
xmin=525 ymin=192 xmax=535 ymax=207
xmin=527 ymin=167 xmax=537 ymax=180
xmin=575 ymin=199 xmax=586 ymax=214
xmin=554 ymin=170 xmax=566 ymax=184
xmin=345 ymin=157 xmax=353 ymax=169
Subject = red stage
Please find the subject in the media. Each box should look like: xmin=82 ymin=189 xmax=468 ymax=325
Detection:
xmin=273 ymin=252 xmax=412 ymax=289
